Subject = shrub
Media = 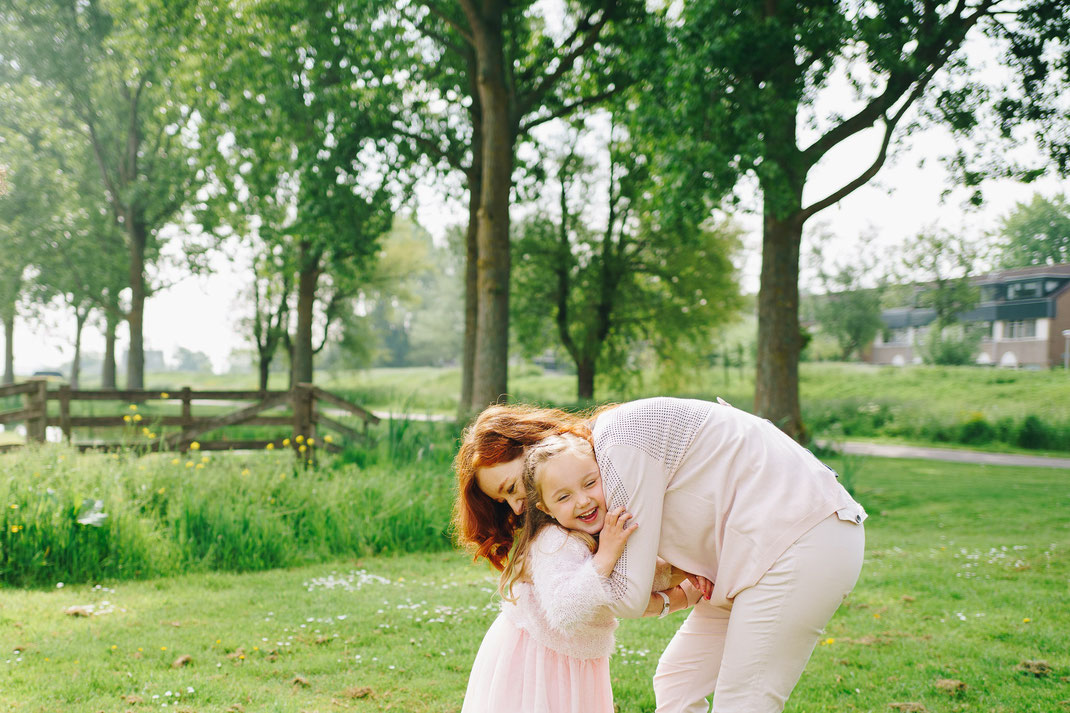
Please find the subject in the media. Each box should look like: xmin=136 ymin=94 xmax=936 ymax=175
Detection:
xmin=1017 ymin=415 xmax=1050 ymax=450
xmin=957 ymin=414 xmax=995 ymax=445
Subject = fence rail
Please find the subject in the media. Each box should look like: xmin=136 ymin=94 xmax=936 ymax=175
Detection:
xmin=0 ymin=378 xmax=380 ymax=453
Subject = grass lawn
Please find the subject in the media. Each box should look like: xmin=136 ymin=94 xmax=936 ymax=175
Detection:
xmin=2 ymin=456 xmax=1068 ymax=712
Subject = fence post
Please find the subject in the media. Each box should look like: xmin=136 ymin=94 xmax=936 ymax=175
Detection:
xmin=180 ymin=387 xmax=192 ymax=449
xmin=25 ymin=377 xmax=48 ymax=443
xmin=58 ymin=384 xmax=72 ymax=443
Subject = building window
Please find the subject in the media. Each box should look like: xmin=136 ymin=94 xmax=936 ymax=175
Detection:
xmin=1045 ymin=280 xmax=1061 ymax=294
xmin=1006 ymin=319 xmax=1037 ymax=338
xmin=1008 ymin=281 xmax=1040 ymax=299
xmin=980 ymin=321 xmax=994 ymax=340
xmin=884 ymin=327 xmax=910 ymax=345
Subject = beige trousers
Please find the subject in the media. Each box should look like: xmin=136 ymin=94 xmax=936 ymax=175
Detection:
xmin=653 ymin=514 xmax=865 ymax=713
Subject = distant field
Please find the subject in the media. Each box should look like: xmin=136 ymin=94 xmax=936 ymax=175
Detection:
xmin=2 ymin=456 xmax=1067 ymax=712
xmin=5 ymin=362 xmax=1070 ymax=452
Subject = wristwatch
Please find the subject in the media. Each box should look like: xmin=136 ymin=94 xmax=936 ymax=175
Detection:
xmin=656 ymin=590 xmax=671 ymax=619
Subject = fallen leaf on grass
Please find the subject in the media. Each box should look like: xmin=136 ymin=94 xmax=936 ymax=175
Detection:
xmin=935 ymin=678 xmax=966 ymax=695
xmin=901 ymin=595 xmax=916 ymax=603
xmin=342 ymin=687 xmax=373 ymax=699
xmin=315 ymin=635 xmax=330 ymax=645
xmin=172 ymin=654 xmax=193 ymax=668
xmin=1019 ymin=660 xmax=1051 ymax=677
xmin=292 ymin=675 xmax=311 ymax=687
xmin=889 ymin=703 xmax=927 ymax=712
xmin=225 ymin=706 xmax=244 ymax=713
xmin=120 ymin=694 xmax=143 ymax=704
xmin=64 ymin=606 xmax=92 ymax=617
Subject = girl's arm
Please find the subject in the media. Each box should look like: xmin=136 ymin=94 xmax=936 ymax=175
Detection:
xmin=529 ymin=527 xmax=617 ymax=633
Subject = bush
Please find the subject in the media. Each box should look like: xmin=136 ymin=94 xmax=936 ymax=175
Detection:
xmin=957 ymin=414 xmax=995 ymax=445
xmin=1017 ymin=415 xmax=1050 ymax=450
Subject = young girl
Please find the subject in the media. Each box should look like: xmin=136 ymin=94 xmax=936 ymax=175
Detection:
xmin=461 ymin=433 xmax=705 ymax=713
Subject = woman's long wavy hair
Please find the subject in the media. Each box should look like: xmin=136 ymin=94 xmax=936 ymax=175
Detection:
xmin=452 ymin=404 xmax=599 ymax=571
xmin=498 ymin=433 xmax=598 ymax=601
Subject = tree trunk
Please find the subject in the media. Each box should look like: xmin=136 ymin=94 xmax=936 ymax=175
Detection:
xmin=293 ymin=241 xmax=320 ymax=385
xmin=2 ymin=311 xmax=13 ymax=385
xmin=459 ymin=54 xmax=483 ymax=419
xmin=70 ymin=308 xmax=88 ymax=389
xmin=126 ymin=218 xmax=147 ymax=389
xmin=576 ymin=358 xmax=595 ymax=401
xmin=258 ymin=350 xmax=271 ymax=391
xmin=102 ymin=309 xmax=117 ymax=389
xmin=459 ymin=154 xmax=482 ymax=418
xmin=754 ymin=212 xmax=806 ymax=441
xmin=469 ymin=7 xmax=513 ymax=411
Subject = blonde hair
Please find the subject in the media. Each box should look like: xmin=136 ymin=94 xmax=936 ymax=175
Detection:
xmin=498 ymin=433 xmax=598 ymax=600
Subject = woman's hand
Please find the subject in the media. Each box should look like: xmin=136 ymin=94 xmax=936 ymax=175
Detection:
xmin=684 ymin=572 xmax=714 ymax=601
xmin=592 ymin=506 xmax=638 ymax=578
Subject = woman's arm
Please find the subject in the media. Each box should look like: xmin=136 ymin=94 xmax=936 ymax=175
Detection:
xmin=598 ymin=444 xmax=668 ymax=618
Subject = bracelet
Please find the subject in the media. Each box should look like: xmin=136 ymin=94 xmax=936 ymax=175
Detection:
xmin=656 ymin=590 xmax=671 ymax=619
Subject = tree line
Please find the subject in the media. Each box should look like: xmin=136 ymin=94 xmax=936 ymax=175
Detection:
xmin=1 ymin=0 xmax=1068 ymax=438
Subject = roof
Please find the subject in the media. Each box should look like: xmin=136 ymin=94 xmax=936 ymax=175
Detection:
xmin=973 ymin=263 xmax=1070 ymax=284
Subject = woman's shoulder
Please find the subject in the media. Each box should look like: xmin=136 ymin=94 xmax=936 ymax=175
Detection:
xmin=592 ymin=397 xmax=714 ymax=445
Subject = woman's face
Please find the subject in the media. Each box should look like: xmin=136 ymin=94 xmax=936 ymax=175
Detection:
xmin=476 ymin=457 xmax=526 ymax=515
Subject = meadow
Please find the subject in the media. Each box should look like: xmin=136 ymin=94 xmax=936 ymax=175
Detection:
xmin=13 ymin=362 xmax=1070 ymax=453
xmin=1 ymin=453 xmax=1067 ymax=712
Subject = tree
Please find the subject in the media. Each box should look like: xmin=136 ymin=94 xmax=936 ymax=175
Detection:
xmin=997 ymin=193 xmax=1070 ymax=267
xmin=658 ymin=0 xmax=1070 ymax=439
xmin=191 ymin=0 xmax=397 ymax=387
xmin=512 ymin=122 xmax=742 ymax=399
xmin=902 ymin=230 xmax=982 ymax=365
xmin=410 ymin=0 xmax=648 ymax=412
xmin=1 ymin=0 xmax=202 ymax=389
xmin=809 ymin=234 xmax=887 ymax=361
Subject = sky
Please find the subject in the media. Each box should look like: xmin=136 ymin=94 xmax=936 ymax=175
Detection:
xmin=9 ymin=29 xmax=1068 ymax=376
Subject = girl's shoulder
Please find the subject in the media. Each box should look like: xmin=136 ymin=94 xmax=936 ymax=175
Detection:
xmin=532 ymin=525 xmax=592 ymax=559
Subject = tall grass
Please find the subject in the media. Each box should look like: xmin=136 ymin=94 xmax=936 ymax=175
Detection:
xmin=0 ymin=417 xmax=461 ymax=588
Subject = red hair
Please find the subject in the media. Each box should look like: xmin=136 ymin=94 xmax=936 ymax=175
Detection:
xmin=452 ymin=404 xmax=595 ymax=570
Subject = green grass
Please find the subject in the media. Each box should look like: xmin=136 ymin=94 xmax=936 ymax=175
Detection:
xmin=0 ymin=418 xmax=460 ymax=587
xmin=2 ymin=456 xmax=1068 ymax=712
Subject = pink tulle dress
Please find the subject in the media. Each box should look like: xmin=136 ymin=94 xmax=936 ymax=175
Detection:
xmin=461 ymin=526 xmax=618 ymax=713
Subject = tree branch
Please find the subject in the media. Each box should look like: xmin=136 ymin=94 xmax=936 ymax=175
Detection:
xmin=518 ymin=85 xmax=624 ymax=133
xmin=423 ymin=1 xmax=474 ymax=47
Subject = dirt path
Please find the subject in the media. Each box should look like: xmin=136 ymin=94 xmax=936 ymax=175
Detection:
xmin=818 ymin=440 xmax=1070 ymax=470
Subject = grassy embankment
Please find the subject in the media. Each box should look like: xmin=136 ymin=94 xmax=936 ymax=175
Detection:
xmin=1 ymin=454 xmax=1067 ymax=712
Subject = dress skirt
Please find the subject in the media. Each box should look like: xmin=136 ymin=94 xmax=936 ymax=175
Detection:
xmin=461 ymin=613 xmax=614 ymax=713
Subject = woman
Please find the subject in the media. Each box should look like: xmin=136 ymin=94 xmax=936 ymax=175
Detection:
xmin=453 ymin=397 xmax=865 ymax=713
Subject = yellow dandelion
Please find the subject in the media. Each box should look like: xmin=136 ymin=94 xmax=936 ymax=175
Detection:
xmin=10 ymin=525 xmax=19 ymax=533
xmin=44 ymin=657 xmax=49 ymax=662
xmin=216 ymin=639 xmax=221 ymax=644
xmin=112 ymin=453 xmax=120 ymax=460
xmin=57 ymin=455 xmax=64 ymax=462
xmin=279 ymin=473 xmax=287 ymax=480
xmin=161 ymin=646 xmax=167 ymax=651
xmin=171 ymin=458 xmax=180 ymax=465
xmin=142 ymin=427 xmax=151 ymax=436
xmin=160 ymin=392 xmax=169 ymax=399
xmin=873 ymin=613 xmax=881 ymax=619
xmin=133 ymin=413 xmax=142 ymax=422
xmin=253 ymin=646 xmax=259 ymax=651
xmin=201 ymin=455 xmax=210 ymax=462
xmin=137 ymin=648 xmax=143 ymax=652
xmin=295 ymin=434 xmax=304 ymax=444
xmin=824 ymin=637 xmax=835 ymax=645
xmin=239 ymin=654 xmax=245 ymax=660
xmin=298 ymin=444 xmax=307 ymax=453
xmin=129 ymin=404 xmax=138 ymax=411
xmin=9 ymin=504 xmax=16 ymax=510
xmin=196 ymin=463 xmax=205 ymax=470
xmin=265 ymin=442 xmax=275 ymax=450
xmin=241 ymin=469 xmax=250 ymax=477
xmin=189 ymin=441 xmax=201 ymax=451
xmin=110 ymin=645 xmax=117 ymax=650
xmin=157 ymin=487 xmax=166 ymax=495
xmin=123 ymin=415 xmax=132 ymax=423
xmin=1023 ymin=617 xmax=1031 ymax=623
xmin=324 ymin=435 xmax=333 ymax=443
xmin=186 ymin=461 xmax=195 ymax=468
xmin=307 ymin=437 xmax=315 ymax=446
xmin=282 ymin=438 xmax=291 ymax=447
xmin=148 ymin=433 xmax=157 ymax=439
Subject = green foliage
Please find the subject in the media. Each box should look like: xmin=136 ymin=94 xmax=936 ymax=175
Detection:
xmin=917 ymin=324 xmax=984 ymax=366
xmin=511 ymin=121 xmax=743 ymax=398
xmin=997 ymin=192 xmax=1070 ymax=267
xmin=808 ymin=233 xmax=888 ymax=361
xmin=0 ymin=421 xmax=458 ymax=587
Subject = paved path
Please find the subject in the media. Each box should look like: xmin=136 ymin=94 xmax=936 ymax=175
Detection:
xmin=817 ymin=440 xmax=1070 ymax=470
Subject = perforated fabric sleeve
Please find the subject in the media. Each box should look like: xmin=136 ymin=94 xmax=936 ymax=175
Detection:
xmin=598 ymin=444 xmax=667 ymax=618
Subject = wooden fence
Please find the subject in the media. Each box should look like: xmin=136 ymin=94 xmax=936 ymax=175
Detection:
xmin=0 ymin=379 xmax=380 ymax=453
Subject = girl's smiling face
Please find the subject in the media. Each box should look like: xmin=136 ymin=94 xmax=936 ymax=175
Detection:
xmin=534 ymin=452 xmax=607 ymax=535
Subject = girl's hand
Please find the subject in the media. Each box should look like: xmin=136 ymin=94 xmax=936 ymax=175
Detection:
xmin=592 ymin=506 xmax=637 ymax=578
xmin=683 ymin=572 xmax=713 ymax=601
